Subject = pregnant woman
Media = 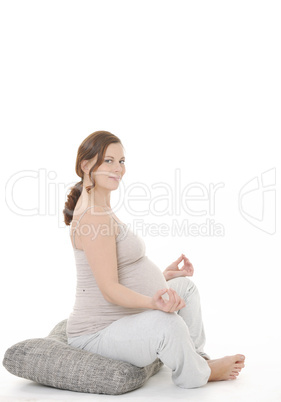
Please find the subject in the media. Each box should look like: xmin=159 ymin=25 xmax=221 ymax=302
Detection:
xmin=63 ymin=130 xmax=245 ymax=389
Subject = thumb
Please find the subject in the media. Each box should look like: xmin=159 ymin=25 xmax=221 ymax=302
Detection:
xmin=175 ymin=254 xmax=183 ymax=263
xmin=157 ymin=288 xmax=168 ymax=296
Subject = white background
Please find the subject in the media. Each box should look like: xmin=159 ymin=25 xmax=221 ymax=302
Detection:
xmin=0 ymin=1 xmax=280 ymax=401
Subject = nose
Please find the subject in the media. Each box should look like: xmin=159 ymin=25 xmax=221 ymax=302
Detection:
xmin=113 ymin=162 xmax=122 ymax=175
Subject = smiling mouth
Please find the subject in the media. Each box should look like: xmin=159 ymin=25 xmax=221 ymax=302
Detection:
xmin=109 ymin=176 xmax=121 ymax=180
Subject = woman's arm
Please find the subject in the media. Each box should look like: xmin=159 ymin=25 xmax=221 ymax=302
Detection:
xmin=78 ymin=207 xmax=185 ymax=312
xmin=102 ymin=281 xmax=184 ymax=312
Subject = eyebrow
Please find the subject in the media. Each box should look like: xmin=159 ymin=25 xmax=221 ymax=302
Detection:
xmin=105 ymin=155 xmax=125 ymax=159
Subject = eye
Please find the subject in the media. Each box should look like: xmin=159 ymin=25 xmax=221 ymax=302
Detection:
xmin=104 ymin=159 xmax=125 ymax=164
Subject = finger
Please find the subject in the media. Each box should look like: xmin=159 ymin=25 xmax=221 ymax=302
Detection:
xmin=165 ymin=289 xmax=176 ymax=311
xmin=173 ymin=292 xmax=184 ymax=308
xmin=168 ymin=289 xmax=181 ymax=311
xmin=167 ymin=288 xmax=176 ymax=303
xmin=175 ymin=299 xmax=186 ymax=311
xmin=171 ymin=297 xmax=186 ymax=312
xmin=175 ymin=255 xmax=184 ymax=264
xmin=182 ymin=255 xmax=191 ymax=264
xmin=154 ymin=288 xmax=169 ymax=303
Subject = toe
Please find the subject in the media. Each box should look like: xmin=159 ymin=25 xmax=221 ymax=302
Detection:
xmin=235 ymin=362 xmax=245 ymax=368
xmin=234 ymin=354 xmax=245 ymax=362
xmin=232 ymin=355 xmax=245 ymax=364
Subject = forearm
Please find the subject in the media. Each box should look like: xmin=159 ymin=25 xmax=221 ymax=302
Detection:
xmin=103 ymin=282 xmax=155 ymax=309
xmin=163 ymin=268 xmax=173 ymax=281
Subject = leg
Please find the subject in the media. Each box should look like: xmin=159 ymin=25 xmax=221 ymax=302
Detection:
xmin=168 ymin=277 xmax=210 ymax=359
xmin=167 ymin=278 xmax=246 ymax=381
xmin=68 ymin=310 xmax=211 ymax=389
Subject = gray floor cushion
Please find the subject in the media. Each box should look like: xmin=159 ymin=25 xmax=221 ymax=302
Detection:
xmin=2 ymin=319 xmax=163 ymax=395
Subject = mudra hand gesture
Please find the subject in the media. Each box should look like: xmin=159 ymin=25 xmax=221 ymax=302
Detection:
xmin=163 ymin=254 xmax=194 ymax=281
xmin=151 ymin=288 xmax=186 ymax=313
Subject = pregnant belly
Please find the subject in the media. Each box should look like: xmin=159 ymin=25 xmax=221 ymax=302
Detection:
xmin=118 ymin=256 xmax=169 ymax=297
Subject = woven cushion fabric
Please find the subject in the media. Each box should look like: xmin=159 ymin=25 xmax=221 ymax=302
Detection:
xmin=2 ymin=319 xmax=163 ymax=395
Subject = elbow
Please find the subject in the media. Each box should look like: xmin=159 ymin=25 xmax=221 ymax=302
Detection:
xmin=103 ymin=292 xmax=114 ymax=304
xmin=100 ymin=285 xmax=118 ymax=305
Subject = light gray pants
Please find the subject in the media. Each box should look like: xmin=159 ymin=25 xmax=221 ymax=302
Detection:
xmin=68 ymin=277 xmax=211 ymax=389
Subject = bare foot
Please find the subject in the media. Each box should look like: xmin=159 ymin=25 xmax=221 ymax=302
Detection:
xmin=207 ymin=354 xmax=245 ymax=382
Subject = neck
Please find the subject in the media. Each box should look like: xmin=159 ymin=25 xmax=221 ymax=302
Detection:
xmin=80 ymin=186 xmax=111 ymax=210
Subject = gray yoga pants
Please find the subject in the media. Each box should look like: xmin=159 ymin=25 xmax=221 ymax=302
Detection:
xmin=68 ymin=277 xmax=211 ymax=389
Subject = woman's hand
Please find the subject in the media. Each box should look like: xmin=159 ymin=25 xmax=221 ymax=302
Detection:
xmin=163 ymin=254 xmax=194 ymax=281
xmin=151 ymin=288 xmax=186 ymax=313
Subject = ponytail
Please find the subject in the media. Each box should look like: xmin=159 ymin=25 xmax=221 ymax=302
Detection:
xmin=63 ymin=180 xmax=83 ymax=226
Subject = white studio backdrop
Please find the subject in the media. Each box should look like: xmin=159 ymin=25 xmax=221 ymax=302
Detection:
xmin=0 ymin=0 xmax=280 ymax=395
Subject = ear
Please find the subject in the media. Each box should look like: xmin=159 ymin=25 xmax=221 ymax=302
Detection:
xmin=81 ymin=160 xmax=90 ymax=174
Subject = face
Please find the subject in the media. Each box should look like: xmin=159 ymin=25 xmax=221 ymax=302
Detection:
xmin=82 ymin=143 xmax=126 ymax=190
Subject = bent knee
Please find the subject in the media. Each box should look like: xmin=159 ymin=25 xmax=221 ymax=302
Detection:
xmin=154 ymin=311 xmax=188 ymax=340
xmin=168 ymin=276 xmax=198 ymax=295
xmin=145 ymin=310 xmax=187 ymax=332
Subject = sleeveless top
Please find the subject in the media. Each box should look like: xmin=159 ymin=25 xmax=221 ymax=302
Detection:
xmin=66 ymin=206 xmax=169 ymax=337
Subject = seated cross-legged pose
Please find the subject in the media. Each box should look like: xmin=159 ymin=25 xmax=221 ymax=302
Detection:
xmin=63 ymin=131 xmax=245 ymax=389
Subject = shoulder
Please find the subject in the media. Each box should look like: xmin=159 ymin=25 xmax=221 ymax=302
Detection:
xmin=78 ymin=206 xmax=117 ymax=238
xmin=84 ymin=205 xmax=109 ymax=217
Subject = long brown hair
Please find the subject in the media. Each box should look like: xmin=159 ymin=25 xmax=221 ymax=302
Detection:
xmin=63 ymin=130 xmax=123 ymax=225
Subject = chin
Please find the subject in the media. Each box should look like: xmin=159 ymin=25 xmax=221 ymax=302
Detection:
xmin=105 ymin=182 xmax=120 ymax=190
